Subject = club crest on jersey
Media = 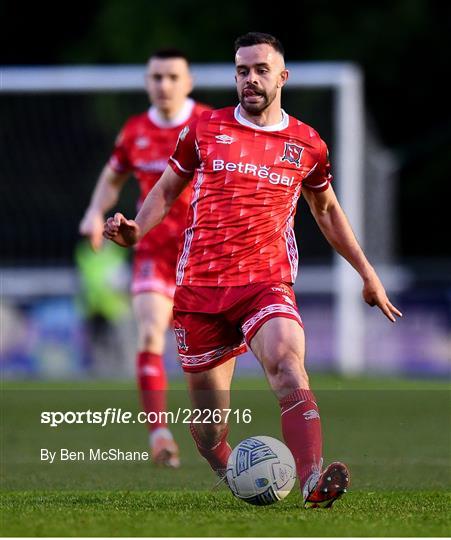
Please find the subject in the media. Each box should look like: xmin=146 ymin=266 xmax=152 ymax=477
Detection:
xmin=174 ymin=327 xmax=188 ymax=351
xmin=281 ymin=142 xmax=304 ymax=168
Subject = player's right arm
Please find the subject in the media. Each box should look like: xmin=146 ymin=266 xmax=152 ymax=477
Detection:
xmin=103 ymin=166 xmax=190 ymax=247
xmin=79 ymin=164 xmax=129 ymax=251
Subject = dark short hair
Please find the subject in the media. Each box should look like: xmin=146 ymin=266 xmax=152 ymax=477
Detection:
xmin=234 ymin=32 xmax=284 ymax=57
xmin=149 ymin=48 xmax=190 ymax=64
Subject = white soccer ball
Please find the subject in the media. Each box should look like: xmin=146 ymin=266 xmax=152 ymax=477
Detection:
xmin=226 ymin=435 xmax=296 ymax=505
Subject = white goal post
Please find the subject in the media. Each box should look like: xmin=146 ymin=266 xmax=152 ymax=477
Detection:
xmin=2 ymin=62 xmax=365 ymax=375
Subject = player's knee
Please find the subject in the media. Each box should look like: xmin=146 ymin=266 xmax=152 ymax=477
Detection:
xmin=265 ymin=351 xmax=309 ymax=392
xmin=138 ymin=322 xmax=165 ymax=352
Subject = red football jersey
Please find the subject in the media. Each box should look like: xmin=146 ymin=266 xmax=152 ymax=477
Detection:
xmin=109 ymin=99 xmax=210 ymax=259
xmin=168 ymin=106 xmax=332 ymax=287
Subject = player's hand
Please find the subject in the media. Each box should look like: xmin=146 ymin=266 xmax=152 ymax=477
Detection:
xmin=103 ymin=212 xmax=140 ymax=247
xmin=362 ymin=273 xmax=403 ymax=323
xmin=79 ymin=211 xmax=104 ymax=251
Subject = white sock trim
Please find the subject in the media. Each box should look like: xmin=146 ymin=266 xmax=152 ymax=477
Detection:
xmin=280 ymin=400 xmax=306 ymax=416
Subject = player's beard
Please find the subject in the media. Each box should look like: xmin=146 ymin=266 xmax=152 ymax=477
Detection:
xmin=239 ymin=84 xmax=277 ymax=115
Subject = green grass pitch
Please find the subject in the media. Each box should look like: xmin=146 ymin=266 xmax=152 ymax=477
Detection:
xmin=1 ymin=375 xmax=450 ymax=536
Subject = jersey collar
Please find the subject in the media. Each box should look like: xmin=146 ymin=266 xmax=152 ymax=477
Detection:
xmin=148 ymin=98 xmax=195 ymax=128
xmin=234 ymin=104 xmax=289 ymax=132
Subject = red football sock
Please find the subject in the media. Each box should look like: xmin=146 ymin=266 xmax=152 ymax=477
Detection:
xmin=279 ymin=388 xmax=323 ymax=497
xmin=136 ymin=352 xmax=167 ymax=431
xmin=190 ymin=423 xmax=231 ymax=473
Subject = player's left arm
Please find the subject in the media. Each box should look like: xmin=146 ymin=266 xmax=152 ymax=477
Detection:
xmin=302 ymin=185 xmax=402 ymax=322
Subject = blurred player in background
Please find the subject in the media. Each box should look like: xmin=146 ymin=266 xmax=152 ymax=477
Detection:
xmin=103 ymin=33 xmax=402 ymax=507
xmin=80 ymin=49 xmax=210 ymax=467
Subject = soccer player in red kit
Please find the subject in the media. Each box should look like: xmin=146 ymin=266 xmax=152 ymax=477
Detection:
xmin=103 ymin=33 xmax=402 ymax=507
xmin=79 ymin=49 xmax=210 ymax=467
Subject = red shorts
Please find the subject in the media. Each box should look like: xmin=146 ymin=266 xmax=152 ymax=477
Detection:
xmin=173 ymin=282 xmax=303 ymax=373
xmin=131 ymin=251 xmax=176 ymax=298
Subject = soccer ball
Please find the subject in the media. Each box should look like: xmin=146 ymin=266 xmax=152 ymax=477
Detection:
xmin=226 ymin=435 xmax=296 ymax=505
